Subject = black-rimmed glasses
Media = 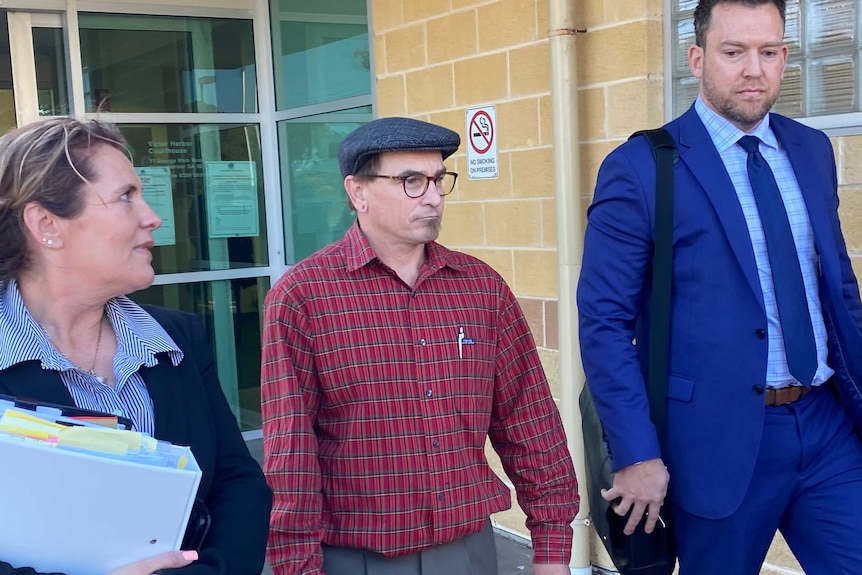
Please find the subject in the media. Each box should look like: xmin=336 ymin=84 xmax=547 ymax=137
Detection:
xmin=368 ymin=171 xmax=458 ymax=198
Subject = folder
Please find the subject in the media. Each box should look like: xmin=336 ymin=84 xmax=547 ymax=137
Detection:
xmin=0 ymin=393 xmax=134 ymax=430
xmin=0 ymin=426 xmax=202 ymax=575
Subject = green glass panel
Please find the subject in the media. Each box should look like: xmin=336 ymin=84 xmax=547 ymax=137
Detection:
xmin=131 ymin=276 xmax=269 ymax=432
xmin=79 ymin=14 xmax=256 ymax=113
xmin=120 ymin=123 xmax=269 ymax=274
xmin=34 ymin=27 xmax=69 ymax=116
xmin=0 ymin=13 xmax=16 ymax=134
xmin=270 ymin=0 xmax=370 ymax=109
xmin=278 ymin=107 xmax=371 ymax=263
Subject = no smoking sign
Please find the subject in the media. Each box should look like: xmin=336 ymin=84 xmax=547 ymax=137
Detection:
xmin=466 ymin=106 xmax=498 ymax=180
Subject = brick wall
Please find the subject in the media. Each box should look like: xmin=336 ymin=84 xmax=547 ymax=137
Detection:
xmin=836 ymin=136 xmax=862 ymax=282
xmin=372 ymin=0 xmax=557 ymax=335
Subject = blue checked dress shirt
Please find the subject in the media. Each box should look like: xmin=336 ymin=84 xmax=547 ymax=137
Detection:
xmin=694 ymin=97 xmax=833 ymax=388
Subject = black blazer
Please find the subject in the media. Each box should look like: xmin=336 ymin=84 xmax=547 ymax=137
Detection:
xmin=0 ymin=305 xmax=272 ymax=575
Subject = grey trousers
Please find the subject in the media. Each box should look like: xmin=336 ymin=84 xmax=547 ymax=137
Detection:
xmin=321 ymin=521 xmax=498 ymax=575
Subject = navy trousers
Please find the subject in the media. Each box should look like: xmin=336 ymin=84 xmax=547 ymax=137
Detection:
xmin=673 ymin=384 xmax=862 ymax=574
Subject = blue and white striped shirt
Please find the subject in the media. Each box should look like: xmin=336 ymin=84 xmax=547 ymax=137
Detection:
xmin=695 ymin=97 xmax=832 ymax=388
xmin=0 ymin=280 xmax=184 ymax=435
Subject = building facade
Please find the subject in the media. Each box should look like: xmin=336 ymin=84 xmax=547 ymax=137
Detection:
xmin=6 ymin=1 xmax=860 ymax=573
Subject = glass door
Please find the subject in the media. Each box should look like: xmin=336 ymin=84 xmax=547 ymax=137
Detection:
xmin=75 ymin=11 xmax=264 ymax=431
xmin=5 ymin=10 xmax=68 ymax=130
xmin=2 ymin=8 xmax=267 ymax=431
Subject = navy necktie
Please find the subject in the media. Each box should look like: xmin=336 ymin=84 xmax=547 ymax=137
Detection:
xmin=738 ymin=135 xmax=816 ymax=386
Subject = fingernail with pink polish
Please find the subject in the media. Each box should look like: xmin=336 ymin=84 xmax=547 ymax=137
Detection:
xmin=182 ymin=550 xmax=199 ymax=561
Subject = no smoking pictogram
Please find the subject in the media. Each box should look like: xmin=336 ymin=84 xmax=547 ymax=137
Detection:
xmin=465 ymin=105 xmax=498 ymax=180
xmin=469 ymin=110 xmax=494 ymax=154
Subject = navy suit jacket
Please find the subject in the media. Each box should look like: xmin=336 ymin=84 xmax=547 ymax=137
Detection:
xmin=0 ymin=306 xmax=272 ymax=575
xmin=578 ymin=105 xmax=862 ymax=519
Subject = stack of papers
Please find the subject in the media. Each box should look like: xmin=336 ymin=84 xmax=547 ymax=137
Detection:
xmin=0 ymin=393 xmax=134 ymax=430
xmin=0 ymin=401 xmax=202 ymax=575
xmin=0 ymin=408 xmax=190 ymax=469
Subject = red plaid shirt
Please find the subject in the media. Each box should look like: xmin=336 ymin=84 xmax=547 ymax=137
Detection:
xmin=262 ymin=223 xmax=578 ymax=574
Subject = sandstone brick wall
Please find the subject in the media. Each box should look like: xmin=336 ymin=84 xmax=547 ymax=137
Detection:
xmin=836 ymin=136 xmax=862 ymax=282
xmin=372 ymin=0 xmax=557 ymax=341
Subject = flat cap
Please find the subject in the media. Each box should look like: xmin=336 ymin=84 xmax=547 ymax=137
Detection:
xmin=338 ymin=117 xmax=460 ymax=178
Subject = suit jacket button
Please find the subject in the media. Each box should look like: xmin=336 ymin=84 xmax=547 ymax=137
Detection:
xmin=752 ymin=384 xmax=765 ymax=395
xmin=755 ymin=328 xmax=766 ymax=339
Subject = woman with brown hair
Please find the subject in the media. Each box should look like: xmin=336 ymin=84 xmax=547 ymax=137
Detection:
xmin=0 ymin=118 xmax=271 ymax=575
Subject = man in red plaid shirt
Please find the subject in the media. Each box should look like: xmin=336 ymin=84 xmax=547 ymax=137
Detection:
xmin=261 ymin=117 xmax=579 ymax=575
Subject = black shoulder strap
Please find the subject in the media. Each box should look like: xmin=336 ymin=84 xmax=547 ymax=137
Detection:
xmin=628 ymin=128 xmax=676 ymax=445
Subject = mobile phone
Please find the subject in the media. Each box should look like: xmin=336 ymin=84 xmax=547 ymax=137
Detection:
xmin=181 ymin=497 xmax=211 ymax=551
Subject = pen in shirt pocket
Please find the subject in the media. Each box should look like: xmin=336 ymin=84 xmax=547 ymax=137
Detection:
xmin=456 ymin=326 xmax=475 ymax=358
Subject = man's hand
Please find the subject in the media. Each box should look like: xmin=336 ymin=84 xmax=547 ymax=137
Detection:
xmin=533 ymin=563 xmax=572 ymax=575
xmin=601 ymin=458 xmax=669 ymax=535
xmin=107 ymin=550 xmax=198 ymax=575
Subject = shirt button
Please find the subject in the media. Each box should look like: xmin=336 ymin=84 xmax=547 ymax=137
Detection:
xmin=425 ymin=389 xmax=433 ymax=398
xmin=437 ymin=493 xmax=445 ymax=500
xmin=755 ymin=329 xmax=766 ymax=339
xmin=432 ymin=440 xmax=440 ymax=448
xmin=752 ymin=384 xmax=765 ymax=395
xmin=419 ymin=338 xmax=427 ymax=346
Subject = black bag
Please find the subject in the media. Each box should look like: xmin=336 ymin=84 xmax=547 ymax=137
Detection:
xmin=580 ymin=386 xmax=675 ymax=574
xmin=580 ymin=128 xmax=678 ymax=575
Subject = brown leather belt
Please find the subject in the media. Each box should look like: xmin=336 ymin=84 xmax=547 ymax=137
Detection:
xmin=765 ymin=386 xmax=810 ymax=406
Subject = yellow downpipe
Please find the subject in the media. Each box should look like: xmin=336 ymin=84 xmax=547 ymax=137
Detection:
xmin=548 ymin=0 xmax=591 ymax=573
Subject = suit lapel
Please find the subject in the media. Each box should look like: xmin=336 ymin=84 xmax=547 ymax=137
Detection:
xmin=0 ymin=361 xmax=75 ymax=404
xmin=771 ymin=118 xmax=842 ymax=290
xmin=140 ymin=354 xmax=188 ymax=445
xmin=676 ymin=108 xmax=764 ymax=304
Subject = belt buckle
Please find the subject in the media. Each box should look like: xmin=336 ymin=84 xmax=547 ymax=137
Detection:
xmin=765 ymin=386 xmax=808 ymax=407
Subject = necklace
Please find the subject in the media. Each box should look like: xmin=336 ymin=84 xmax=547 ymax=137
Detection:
xmin=46 ymin=316 xmax=109 ymax=385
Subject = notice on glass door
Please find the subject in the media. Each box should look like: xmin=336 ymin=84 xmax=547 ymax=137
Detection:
xmin=136 ymin=167 xmax=176 ymax=246
xmin=204 ymin=161 xmax=259 ymax=238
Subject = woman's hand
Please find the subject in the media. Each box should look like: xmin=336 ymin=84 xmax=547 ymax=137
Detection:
xmin=107 ymin=550 xmax=198 ymax=575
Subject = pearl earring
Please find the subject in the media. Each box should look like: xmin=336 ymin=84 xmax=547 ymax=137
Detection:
xmin=42 ymin=237 xmax=54 ymax=246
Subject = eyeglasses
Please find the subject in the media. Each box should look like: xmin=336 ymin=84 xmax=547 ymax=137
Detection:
xmin=367 ymin=171 xmax=458 ymax=198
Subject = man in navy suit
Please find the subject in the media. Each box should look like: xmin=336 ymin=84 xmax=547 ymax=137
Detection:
xmin=577 ymin=0 xmax=862 ymax=572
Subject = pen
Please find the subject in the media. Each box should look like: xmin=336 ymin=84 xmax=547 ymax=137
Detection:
xmin=458 ymin=327 xmax=464 ymax=359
